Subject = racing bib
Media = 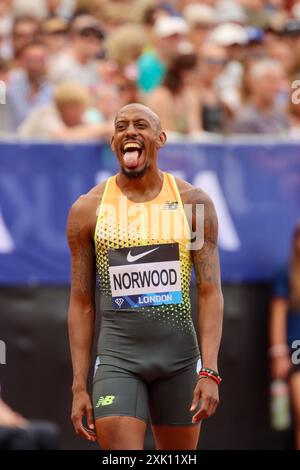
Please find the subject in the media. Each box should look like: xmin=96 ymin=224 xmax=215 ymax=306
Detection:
xmin=108 ymin=243 xmax=182 ymax=309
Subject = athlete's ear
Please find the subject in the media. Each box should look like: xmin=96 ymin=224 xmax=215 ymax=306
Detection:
xmin=111 ymin=135 xmax=115 ymax=152
xmin=156 ymin=131 xmax=167 ymax=149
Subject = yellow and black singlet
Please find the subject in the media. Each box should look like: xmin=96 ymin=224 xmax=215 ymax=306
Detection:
xmin=94 ymin=172 xmax=199 ymax=377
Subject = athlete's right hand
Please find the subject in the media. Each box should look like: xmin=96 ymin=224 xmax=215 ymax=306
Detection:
xmin=71 ymin=390 xmax=97 ymax=442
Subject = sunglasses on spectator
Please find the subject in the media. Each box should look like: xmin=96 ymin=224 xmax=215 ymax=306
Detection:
xmin=77 ymin=27 xmax=104 ymax=40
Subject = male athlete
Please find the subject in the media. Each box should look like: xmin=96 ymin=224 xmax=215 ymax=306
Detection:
xmin=67 ymin=103 xmax=223 ymax=450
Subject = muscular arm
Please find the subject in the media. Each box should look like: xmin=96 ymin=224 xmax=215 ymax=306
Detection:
xmin=66 ymin=196 xmax=99 ymax=441
xmin=182 ymin=186 xmax=223 ymax=422
xmin=269 ymin=297 xmax=291 ymax=379
xmin=190 ymin=189 xmax=223 ymax=371
xmin=269 ymin=297 xmax=289 ymax=347
xmin=67 ymin=199 xmax=96 ymax=395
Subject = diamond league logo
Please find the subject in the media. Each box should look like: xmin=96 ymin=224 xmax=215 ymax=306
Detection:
xmin=115 ymin=298 xmax=124 ymax=308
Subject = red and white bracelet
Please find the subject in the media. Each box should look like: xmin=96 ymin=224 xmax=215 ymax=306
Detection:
xmin=198 ymin=368 xmax=222 ymax=385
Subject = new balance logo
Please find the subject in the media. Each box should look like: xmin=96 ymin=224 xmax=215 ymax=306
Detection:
xmin=96 ymin=395 xmax=115 ymax=408
xmin=115 ymin=298 xmax=124 ymax=307
xmin=161 ymin=201 xmax=178 ymax=210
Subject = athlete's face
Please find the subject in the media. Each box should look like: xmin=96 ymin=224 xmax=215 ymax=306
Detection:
xmin=111 ymin=106 xmax=166 ymax=179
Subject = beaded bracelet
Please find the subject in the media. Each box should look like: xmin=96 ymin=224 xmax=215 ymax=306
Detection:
xmin=198 ymin=368 xmax=222 ymax=385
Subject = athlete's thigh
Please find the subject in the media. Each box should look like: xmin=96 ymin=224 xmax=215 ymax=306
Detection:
xmin=93 ymin=361 xmax=148 ymax=449
xmin=149 ymin=358 xmax=201 ymax=450
xmin=152 ymin=423 xmax=201 ymax=450
xmin=96 ymin=416 xmax=147 ymax=450
xmin=149 ymin=358 xmax=200 ymax=426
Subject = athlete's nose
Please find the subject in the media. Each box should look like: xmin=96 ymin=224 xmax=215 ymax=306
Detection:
xmin=125 ymin=122 xmax=138 ymax=137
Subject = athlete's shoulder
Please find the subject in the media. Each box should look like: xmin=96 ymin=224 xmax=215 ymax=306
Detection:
xmin=67 ymin=179 xmax=108 ymax=227
xmin=172 ymin=175 xmax=214 ymax=207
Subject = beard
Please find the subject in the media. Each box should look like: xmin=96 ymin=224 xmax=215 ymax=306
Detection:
xmin=121 ymin=161 xmax=149 ymax=179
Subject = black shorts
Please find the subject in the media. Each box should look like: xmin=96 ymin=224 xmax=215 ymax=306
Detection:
xmin=92 ymin=357 xmax=202 ymax=426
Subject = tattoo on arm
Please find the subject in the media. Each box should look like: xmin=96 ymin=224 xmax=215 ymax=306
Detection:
xmin=187 ymin=189 xmax=221 ymax=291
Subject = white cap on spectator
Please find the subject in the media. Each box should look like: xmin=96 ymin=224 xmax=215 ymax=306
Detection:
xmin=154 ymin=16 xmax=188 ymax=37
xmin=71 ymin=15 xmax=105 ymax=35
xmin=216 ymin=1 xmax=247 ymax=24
xmin=183 ymin=4 xmax=216 ymax=27
xmin=208 ymin=23 xmax=248 ymax=46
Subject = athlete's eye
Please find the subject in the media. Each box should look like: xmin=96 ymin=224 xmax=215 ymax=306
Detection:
xmin=116 ymin=123 xmax=126 ymax=131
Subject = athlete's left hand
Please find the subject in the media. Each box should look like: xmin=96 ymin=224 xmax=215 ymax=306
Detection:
xmin=190 ymin=379 xmax=219 ymax=423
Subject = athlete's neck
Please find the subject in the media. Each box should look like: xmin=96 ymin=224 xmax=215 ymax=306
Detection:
xmin=116 ymin=167 xmax=163 ymax=203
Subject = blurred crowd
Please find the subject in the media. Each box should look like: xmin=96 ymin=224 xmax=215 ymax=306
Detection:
xmin=0 ymin=0 xmax=300 ymax=140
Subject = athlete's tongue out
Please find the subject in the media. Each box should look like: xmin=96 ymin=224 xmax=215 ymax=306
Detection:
xmin=123 ymin=150 xmax=139 ymax=168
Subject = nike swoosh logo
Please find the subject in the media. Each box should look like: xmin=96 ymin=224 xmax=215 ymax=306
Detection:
xmin=127 ymin=247 xmax=159 ymax=263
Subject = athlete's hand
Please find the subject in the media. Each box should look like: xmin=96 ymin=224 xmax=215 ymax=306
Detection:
xmin=71 ymin=390 xmax=97 ymax=442
xmin=190 ymin=379 xmax=219 ymax=423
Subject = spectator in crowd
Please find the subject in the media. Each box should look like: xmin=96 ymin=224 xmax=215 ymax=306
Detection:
xmin=288 ymin=84 xmax=300 ymax=136
xmin=0 ymin=57 xmax=12 ymax=135
xmin=86 ymin=82 xmax=120 ymax=123
xmin=7 ymin=40 xmax=53 ymax=130
xmin=139 ymin=1 xmax=175 ymax=38
xmin=146 ymin=52 xmax=201 ymax=135
xmin=0 ymin=23 xmax=9 ymax=60
xmin=230 ymin=59 xmax=289 ymax=134
xmin=245 ymin=26 xmax=266 ymax=60
xmin=48 ymin=14 xmax=104 ymax=87
xmin=18 ymin=81 xmax=113 ymax=141
xmin=215 ymin=0 xmax=247 ymax=25
xmin=263 ymin=16 xmax=285 ymax=50
xmin=242 ymin=0 xmax=282 ymax=28
xmin=114 ymin=71 xmax=142 ymax=107
xmin=137 ymin=15 xmax=189 ymax=94
xmin=182 ymin=2 xmax=216 ymax=53
xmin=11 ymin=15 xmax=40 ymax=64
xmin=268 ymin=40 xmax=296 ymax=77
xmin=12 ymin=0 xmax=74 ymax=19
xmin=0 ymin=0 xmax=13 ymax=58
xmin=91 ymin=0 xmax=133 ymax=31
xmin=105 ymin=23 xmax=148 ymax=70
xmin=281 ymin=19 xmax=300 ymax=76
xmin=0 ymin=395 xmax=60 ymax=449
xmin=45 ymin=0 xmax=74 ymax=19
xmin=197 ymin=42 xmax=229 ymax=133
xmin=0 ymin=55 xmax=9 ymax=82
xmin=40 ymin=17 xmax=69 ymax=57
xmin=0 ymin=0 xmax=298 ymax=138
xmin=208 ymin=22 xmax=248 ymax=114
xmin=269 ymin=223 xmax=300 ymax=449
xmin=13 ymin=0 xmax=75 ymax=20
xmin=0 ymin=0 xmax=12 ymax=29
